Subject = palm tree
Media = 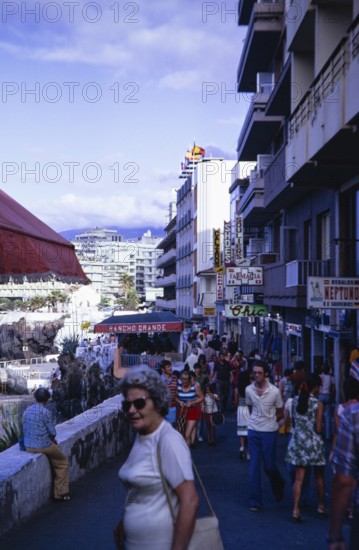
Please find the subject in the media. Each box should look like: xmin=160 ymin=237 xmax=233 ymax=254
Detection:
xmin=28 ymin=296 xmax=47 ymax=311
xmin=46 ymin=291 xmax=70 ymax=312
xmin=116 ymin=288 xmax=139 ymax=311
xmin=119 ymin=273 xmax=134 ymax=300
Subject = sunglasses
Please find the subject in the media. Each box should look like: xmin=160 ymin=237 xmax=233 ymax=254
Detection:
xmin=123 ymin=397 xmax=149 ymax=412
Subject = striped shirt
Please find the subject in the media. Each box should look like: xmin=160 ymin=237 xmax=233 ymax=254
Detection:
xmin=331 ymin=401 xmax=359 ymax=507
xmin=177 ymin=382 xmax=197 ymax=403
xmin=161 ymin=374 xmax=178 ymax=407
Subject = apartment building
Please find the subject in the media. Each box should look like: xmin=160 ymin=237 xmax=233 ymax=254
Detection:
xmin=176 ymin=150 xmax=236 ymax=326
xmin=235 ymin=0 xmax=359 ymax=384
xmin=155 ymin=202 xmax=177 ymax=312
xmin=73 ymin=228 xmax=163 ymax=301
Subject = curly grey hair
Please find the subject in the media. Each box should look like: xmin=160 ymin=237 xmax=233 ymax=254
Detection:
xmin=119 ymin=367 xmax=169 ymax=417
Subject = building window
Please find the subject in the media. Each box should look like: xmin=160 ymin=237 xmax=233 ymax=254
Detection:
xmin=304 ymin=220 xmax=312 ymax=260
xmin=318 ymin=211 xmax=331 ymax=261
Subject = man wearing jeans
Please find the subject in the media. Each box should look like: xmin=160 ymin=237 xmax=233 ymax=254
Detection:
xmin=245 ymin=361 xmax=285 ymax=511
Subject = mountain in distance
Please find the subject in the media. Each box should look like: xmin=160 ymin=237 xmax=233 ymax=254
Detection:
xmin=60 ymin=226 xmax=165 ymax=242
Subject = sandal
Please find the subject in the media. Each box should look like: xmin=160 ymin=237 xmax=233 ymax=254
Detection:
xmin=292 ymin=514 xmax=304 ymax=523
xmin=317 ymin=507 xmax=328 ymax=517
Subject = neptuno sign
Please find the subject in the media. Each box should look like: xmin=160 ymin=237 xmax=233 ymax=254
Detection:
xmin=307 ymin=276 xmax=359 ymax=309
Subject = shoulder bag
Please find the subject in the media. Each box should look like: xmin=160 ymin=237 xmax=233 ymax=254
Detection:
xmin=157 ymin=445 xmax=224 ymax=550
xmin=211 ymin=400 xmax=225 ymax=426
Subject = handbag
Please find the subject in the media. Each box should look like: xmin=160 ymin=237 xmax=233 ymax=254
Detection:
xmin=176 ymin=407 xmax=187 ymax=435
xmin=157 ymin=446 xmax=224 ymax=550
xmin=211 ymin=411 xmax=225 ymax=426
xmin=211 ymin=400 xmax=225 ymax=426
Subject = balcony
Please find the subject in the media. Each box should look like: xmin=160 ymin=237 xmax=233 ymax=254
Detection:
xmin=155 ymin=273 xmax=176 ymax=287
xmin=286 ymin=0 xmax=314 ymax=53
xmin=156 ymin=248 xmax=176 ymax=269
xmin=155 ymin=298 xmax=176 ymax=311
xmin=286 ymin=260 xmax=333 ymax=287
xmin=266 ymin=57 xmax=291 ymax=117
xmin=196 ymin=291 xmax=216 ymax=307
xmin=237 ymin=94 xmax=283 ymax=160
xmin=157 ymin=227 xmax=176 ymax=250
xmin=286 ymin=18 xmax=359 ymax=186
xmin=237 ymin=169 xmax=265 ymax=226
xmin=237 ymin=1 xmax=284 ymax=92
xmin=194 ymin=292 xmax=216 ymax=317
xmin=262 ymin=262 xmax=307 ymax=308
xmin=263 ymin=146 xmax=307 ymax=210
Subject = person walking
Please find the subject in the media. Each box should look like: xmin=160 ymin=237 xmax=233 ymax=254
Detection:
xmin=237 ymin=362 xmax=251 ymax=460
xmin=117 ymin=367 xmax=199 ymax=549
xmin=245 ymin=361 xmax=285 ymax=511
xmin=176 ymin=371 xmax=204 ymax=447
xmin=160 ymin=359 xmax=178 ymax=426
xmin=328 ymin=363 xmax=359 ymax=549
xmin=285 ymin=377 xmax=326 ymax=522
xmin=211 ymin=352 xmax=233 ymax=412
xmin=22 ymin=387 xmax=70 ymax=502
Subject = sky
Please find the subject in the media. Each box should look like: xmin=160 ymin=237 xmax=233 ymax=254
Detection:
xmin=0 ymin=0 xmax=249 ymax=233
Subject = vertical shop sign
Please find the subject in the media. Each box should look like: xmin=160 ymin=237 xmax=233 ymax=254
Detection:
xmin=234 ymin=214 xmax=243 ymax=264
xmin=224 ymin=221 xmax=232 ymax=266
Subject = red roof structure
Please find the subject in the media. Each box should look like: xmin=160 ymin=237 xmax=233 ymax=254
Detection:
xmin=0 ymin=189 xmax=89 ymax=284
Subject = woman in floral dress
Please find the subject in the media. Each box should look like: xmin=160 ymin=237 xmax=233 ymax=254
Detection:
xmin=285 ymin=376 xmax=326 ymax=522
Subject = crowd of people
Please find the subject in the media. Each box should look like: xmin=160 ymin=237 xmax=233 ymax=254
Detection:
xmin=20 ymin=328 xmax=359 ymax=549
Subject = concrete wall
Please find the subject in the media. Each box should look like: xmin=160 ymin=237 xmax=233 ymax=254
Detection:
xmin=0 ymin=395 xmax=129 ymax=536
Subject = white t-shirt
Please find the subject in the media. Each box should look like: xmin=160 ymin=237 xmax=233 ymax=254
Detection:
xmin=119 ymin=420 xmax=193 ymax=550
xmin=245 ymin=381 xmax=283 ymax=432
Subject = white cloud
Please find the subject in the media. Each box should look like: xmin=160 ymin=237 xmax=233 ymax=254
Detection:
xmin=33 ymin=188 xmax=174 ymax=231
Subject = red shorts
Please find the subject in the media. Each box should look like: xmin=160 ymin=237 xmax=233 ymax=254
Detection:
xmin=186 ymin=404 xmax=202 ymax=421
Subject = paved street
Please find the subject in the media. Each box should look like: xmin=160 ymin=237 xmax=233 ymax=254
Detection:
xmin=0 ymin=411 xmax=351 ymax=550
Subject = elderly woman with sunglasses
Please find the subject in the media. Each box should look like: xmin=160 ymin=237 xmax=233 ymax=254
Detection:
xmin=118 ymin=367 xmax=199 ymax=550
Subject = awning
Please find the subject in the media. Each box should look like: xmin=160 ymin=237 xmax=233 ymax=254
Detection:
xmin=0 ymin=189 xmax=89 ymax=284
xmin=94 ymin=312 xmax=184 ymax=334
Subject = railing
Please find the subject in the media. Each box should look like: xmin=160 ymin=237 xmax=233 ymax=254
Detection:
xmin=5 ymin=367 xmax=52 ymax=380
xmin=155 ymin=273 xmax=177 ymax=287
xmin=155 ymin=298 xmax=176 ymax=310
xmin=0 ymin=355 xmax=59 ymax=370
xmin=197 ymin=292 xmax=216 ymax=307
xmin=286 ymin=260 xmax=332 ymax=287
xmin=288 ymin=17 xmax=359 ymax=138
xmin=156 ymin=248 xmax=176 ymax=268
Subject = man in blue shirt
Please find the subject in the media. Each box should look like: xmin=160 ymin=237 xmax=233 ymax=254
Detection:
xmin=23 ymin=387 xmax=70 ymax=501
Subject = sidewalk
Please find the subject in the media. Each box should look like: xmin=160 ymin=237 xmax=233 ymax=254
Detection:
xmin=0 ymin=411 xmax=351 ymax=550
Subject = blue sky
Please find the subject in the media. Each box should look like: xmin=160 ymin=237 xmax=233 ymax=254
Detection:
xmin=0 ymin=1 xmax=248 ymax=232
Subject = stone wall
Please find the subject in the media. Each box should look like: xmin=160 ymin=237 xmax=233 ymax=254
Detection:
xmin=0 ymin=395 xmax=130 ymax=536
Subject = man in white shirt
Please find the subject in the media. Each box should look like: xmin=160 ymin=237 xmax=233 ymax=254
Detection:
xmin=245 ymin=361 xmax=285 ymax=511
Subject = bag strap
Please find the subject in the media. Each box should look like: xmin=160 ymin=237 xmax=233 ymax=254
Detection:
xmin=157 ymin=444 xmax=176 ymax=523
xmin=156 ymin=444 xmax=217 ymax=520
xmin=191 ymin=460 xmax=216 ymax=517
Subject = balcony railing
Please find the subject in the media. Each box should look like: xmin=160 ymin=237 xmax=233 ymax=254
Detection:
xmin=288 ymin=21 xmax=356 ymax=139
xmin=155 ymin=273 xmax=177 ymax=287
xmin=155 ymin=298 xmax=177 ymax=310
xmin=196 ymin=292 xmax=216 ymax=307
xmin=156 ymin=248 xmax=176 ymax=268
xmin=286 ymin=260 xmax=333 ymax=287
